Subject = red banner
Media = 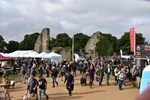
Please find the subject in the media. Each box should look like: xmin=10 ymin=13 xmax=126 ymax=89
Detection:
xmin=129 ymin=28 xmax=135 ymax=52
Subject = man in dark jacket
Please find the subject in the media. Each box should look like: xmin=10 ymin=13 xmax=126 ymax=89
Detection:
xmin=70 ymin=61 xmax=77 ymax=76
xmin=88 ymin=63 xmax=95 ymax=88
xmin=104 ymin=64 xmax=111 ymax=85
xmin=51 ymin=66 xmax=58 ymax=88
xmin=64 ymin=70 xmax=74 ymax=96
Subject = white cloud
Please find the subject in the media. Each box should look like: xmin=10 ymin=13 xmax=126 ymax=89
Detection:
xmin=60 ymin=20 xmax=79 ymax=30
xmin=0 ymin=0 xmax=150 ymax=43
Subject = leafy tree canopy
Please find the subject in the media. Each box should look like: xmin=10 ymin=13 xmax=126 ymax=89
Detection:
xmin=50 ymin=33 xmax=72 ymax=48
xmin=0 ymin=35 xmax=4 ymax=42
xmin=50 ymin=33 xmax=90 ymax=52
xmin=96 ymin=33 xmax=116 ymax=56
xmin=74 ymin=33 xmax=90 ymax=52
xmin=117 ymin=32 xmax=147 ymax=54
xmin=0 ymin=35 xmax=7 ymax=52
xmin=7 ymin=41 xmax=19 ymax=53
xmin=18 ymin=33 xmax=39 ymax=50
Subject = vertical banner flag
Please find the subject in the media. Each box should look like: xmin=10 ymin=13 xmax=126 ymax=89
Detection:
xmin=129 ymin=28 xmax=135 ymax=52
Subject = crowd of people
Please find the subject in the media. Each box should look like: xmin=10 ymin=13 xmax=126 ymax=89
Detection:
xmin=0 ymin=56 xmax=143 ymax=100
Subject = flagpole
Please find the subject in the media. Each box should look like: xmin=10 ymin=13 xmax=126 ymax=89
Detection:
xmin=72 ymin=35 xmax=74 ymax=61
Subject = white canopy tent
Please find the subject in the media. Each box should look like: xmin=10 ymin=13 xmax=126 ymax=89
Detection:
xmin=3 ymin=50 xmax=33 ymax=57
xmin=43 ymin=52 xmax=62 ymax=65
xmin=24 ymin=51 xmax=39 ymax=58
xmin=2 ymin=53 xmax=11 ymax=57
xmin=0 ymin=52 xmax=4 ymax=55
xmin=35 ymin=52 xmax=48 ymax=58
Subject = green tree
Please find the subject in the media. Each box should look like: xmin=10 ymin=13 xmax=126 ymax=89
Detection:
xmin=117 ymin=32 xmax=147 ymax=54
xmin=51 ymin=33 xmax=72 ymax=48
xmin=74 ymin=33 xmax=90 ymax=52
xmin=96 ymin=36 xmax=114 ymax=56
xmin=0 ymin=35 xmax=4 ymax=42
xmin=18 ymin=33 xmax=39 ymax=50
xmin=102 ymin=34 xmax=117 ymax=53
xmin=0 ymin=35 xmax=8 ymax=52
xmin=49 ymin=38 xmax=56 ymax=50
xmin=7 ymin=41 xmax=19 ymax=53
xmin=136 ymin=33 xmax=147 ymax=45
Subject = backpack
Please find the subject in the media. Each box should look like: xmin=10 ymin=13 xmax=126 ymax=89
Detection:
xmin=118 ymin=71 xmax=125 ymax=79
xmin=54 ymin=69 xmax=58 ymax=77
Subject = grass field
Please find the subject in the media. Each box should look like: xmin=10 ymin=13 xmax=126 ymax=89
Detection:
xmin=0 ymin=66 xmax=60 ymax=83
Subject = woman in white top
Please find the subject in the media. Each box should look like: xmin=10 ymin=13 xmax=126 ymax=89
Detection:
xmin=114 ymin=67 xmax=119 ymax=86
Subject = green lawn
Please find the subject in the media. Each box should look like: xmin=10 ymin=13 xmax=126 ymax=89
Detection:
xmin=0 ymin=66 xmax=60 ymax=83
xmin=0 ymin=71 xmax=21 ymax=83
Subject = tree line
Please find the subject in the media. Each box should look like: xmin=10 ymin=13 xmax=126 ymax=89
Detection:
xmin=0 ymin=31 xmax=147 ymax=56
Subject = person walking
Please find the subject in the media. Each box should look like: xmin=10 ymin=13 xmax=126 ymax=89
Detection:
xmin=78 ymin=61 xmax=84 ymax=75
xmin=38 ymin=75 xmax=49 ymax=100
xmin=51 ymin=66 xmax=58 ymax=88
xmin=29 ymin=75 xmax=38 ymax=100
xmin=18 ymin=67 xmax=26 ymax=83
xmin=64 ymin=70 xmax=74 ymax=96
xmin=117 ymin=68 xmax=125 ymax=90
xmin=88 ymin=63 xmax=95 ymax=88
xmin=131 ymin=65 xmax=137 ymax=87
xmin=96 ymin=66 xmax=104 ymax=87
xmin=136 ymin=67 xmax=143 ymax=89
xmin=104 ymin=64 xmax=111 ymax=85
xmin=121 ymin=65 xmax=127 ymax=86
xmin=1 ymin=75 xmax=11 ymax=100
xmin=30 ymin=67 xmax=36 ymax=77
xmin=25 ymin=73 xmax=31 ymax=96
xmin=38 ymin=63 xmax=44 ymax=77
xmin=70 ymin=61 xmax=77 ymax=76
xmin=114 ymin=66 xmax=120 ymax=86
xmin=60 ymin=65 xmax=66 ymax=81
xmin=45 ymin=63 xmax=50 ymax=77
xmin=126 ymin=64 xmax=132 ymax=81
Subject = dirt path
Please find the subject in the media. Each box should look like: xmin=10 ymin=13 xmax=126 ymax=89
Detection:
xmin=1 ymin=71 xmax=139 ymax=100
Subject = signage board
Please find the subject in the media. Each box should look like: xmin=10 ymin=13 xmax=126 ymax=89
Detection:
xmin=135 ymin=45 xmax=150 ymax=58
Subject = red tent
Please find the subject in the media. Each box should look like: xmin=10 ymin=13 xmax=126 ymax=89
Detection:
xmin=0 ymin=54 xmax=13 ymax=61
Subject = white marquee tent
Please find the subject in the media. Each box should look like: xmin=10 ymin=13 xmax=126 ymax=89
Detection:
xmin=1 ymin=50 xmax=62 ymax=65
xmin=35 ymin=52 xmax=48 ymax=58
xmin=24 ymin=51 xmax=38 ymax=58
xmin=3 ymin=50 xmax=33 ymax=57
xmin=43 ymin=52 xmax=62 ymax=64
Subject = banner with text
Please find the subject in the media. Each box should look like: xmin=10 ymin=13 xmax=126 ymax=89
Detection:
xmin=129 ymin=28 xmax=135 ymax=52
xmin=135 ymin=45 xmax=150 ymax=58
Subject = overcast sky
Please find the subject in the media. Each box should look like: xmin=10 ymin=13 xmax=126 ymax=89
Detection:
xmin=0 ymin=0 xmax=150 ymax=43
